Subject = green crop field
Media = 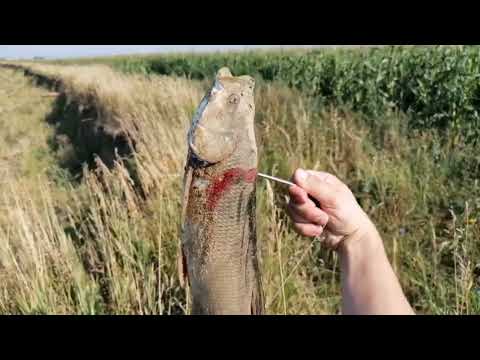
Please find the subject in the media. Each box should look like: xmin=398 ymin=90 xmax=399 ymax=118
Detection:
xmin=1 ymin=45 xmax=479 ymax=314
xmin=53 ymin=45 xmax=480 ymax=142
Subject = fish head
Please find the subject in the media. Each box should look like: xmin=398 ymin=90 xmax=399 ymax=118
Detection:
xmin=188 ymin=67 xmax=256 ymax=164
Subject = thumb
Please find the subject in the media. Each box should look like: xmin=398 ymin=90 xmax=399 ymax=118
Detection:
xmin=293 ymin=169 xmax=337 ymax=206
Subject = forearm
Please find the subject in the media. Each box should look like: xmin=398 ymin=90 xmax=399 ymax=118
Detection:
xmin=338 ymin=223 xmax=415 ymax=315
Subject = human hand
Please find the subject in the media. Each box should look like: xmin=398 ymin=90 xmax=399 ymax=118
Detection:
xmin=287 ymin=169 xmax=375 ymax=250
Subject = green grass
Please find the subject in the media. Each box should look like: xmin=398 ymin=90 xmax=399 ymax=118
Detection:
xmin=253 ymin=86 xmax=480 ymax=314
xmin=0 ymin=58 xmax=479 ymax=315
xmin=50 ymin=45 xmax=480 ymax=143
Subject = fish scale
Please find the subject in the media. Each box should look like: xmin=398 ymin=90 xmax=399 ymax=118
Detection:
xmin=180 ymin=67 xmax=264 ymax=315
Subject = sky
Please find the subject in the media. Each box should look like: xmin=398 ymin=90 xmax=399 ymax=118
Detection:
xmin=0 ymin=45 xmax=334 ymax=60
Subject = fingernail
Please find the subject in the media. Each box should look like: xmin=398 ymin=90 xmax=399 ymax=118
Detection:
xmin=296 ymin=169 xmax=308 ymax=183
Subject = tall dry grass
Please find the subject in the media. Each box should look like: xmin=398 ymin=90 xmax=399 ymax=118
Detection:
xmin=0 ymin=63 xmax=478 ymax=314
xmin=0 ymin=64 xmax=202 ymax=314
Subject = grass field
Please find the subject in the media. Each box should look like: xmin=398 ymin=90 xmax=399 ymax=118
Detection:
xmin=0 ymin=47 xmax=479 ymax=314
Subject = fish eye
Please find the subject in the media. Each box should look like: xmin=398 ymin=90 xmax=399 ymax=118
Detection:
xmin=228 ymin=94 xmax=240 ymax=105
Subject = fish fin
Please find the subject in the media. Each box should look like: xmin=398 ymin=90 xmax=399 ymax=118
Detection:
xmin=251 ymin=280 xmax=264 ymax=315
xmin=250 ymin=248 xmax=265 ymax=315
xmin=247 ymin=189 xmax=265 ymax=315
xmin=179 ymin=158 xmax=193 ymax=288
xmin=180 ymin=161 xmax=193 ymax=231
xmin=177 ymin=245 xmax=189 ymax=288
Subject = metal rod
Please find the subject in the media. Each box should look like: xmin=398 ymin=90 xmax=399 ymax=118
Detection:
xmin=257 ymin=172 xmax=295 ymax=187
xmin=257 ymin=172 xmax=321 ymax=208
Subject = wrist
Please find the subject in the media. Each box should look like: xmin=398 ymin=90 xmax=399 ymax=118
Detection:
xmin=337 ymin=218 xmax=384 ymax=260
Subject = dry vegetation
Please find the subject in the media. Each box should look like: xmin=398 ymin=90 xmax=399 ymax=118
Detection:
xmin=0 ymin=61 xmax=478 ymax=314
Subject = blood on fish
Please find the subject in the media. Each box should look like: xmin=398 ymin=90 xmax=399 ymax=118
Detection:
xmin=244 ymin=168 xmax=257 ymax=183
xmin=207 ymin=168 xmax=242 ymax=211
xmin=207 ymin=167 xmax=257 ymax=211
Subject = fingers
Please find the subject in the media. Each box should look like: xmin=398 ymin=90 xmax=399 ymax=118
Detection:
xmin=288 ymin=184 xmax=308 ymax=205
xmin=288 ymin=195 xmax=329 ymax=226
xmin=287 ymin=168 xmax=368 ymax=248
xmin=305 ymin=170 xmax=344 ymax=187
xmin=288 ymin=187 xmax=329 ymax=238
xmin=292 ymin=222 xmax=325 ymax=237
xmin=292 ymin=169 xmax=338 ymax=207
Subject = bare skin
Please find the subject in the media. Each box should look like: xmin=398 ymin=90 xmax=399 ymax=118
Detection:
xmin=287 ymin=169 xmax=415 ymax=315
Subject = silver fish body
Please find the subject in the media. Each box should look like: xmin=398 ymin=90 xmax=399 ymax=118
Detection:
xmin=179 ymin=68 xmax=263 ymax=315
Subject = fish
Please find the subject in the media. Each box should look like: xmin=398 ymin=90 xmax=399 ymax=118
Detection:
xmin=179 ymin=67 xmax=264 ymax=315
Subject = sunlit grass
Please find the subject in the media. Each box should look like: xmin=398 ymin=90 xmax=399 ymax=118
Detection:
xmin=0 ymin=63 xmax=478 ymax=314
